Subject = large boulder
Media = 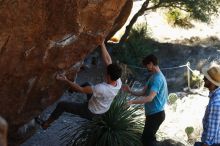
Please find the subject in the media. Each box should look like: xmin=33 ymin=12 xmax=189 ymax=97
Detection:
xmin=0 ymin=116 xmax=7 ymax=146
xmin=0 ymin=0 xmax=132 ymax=144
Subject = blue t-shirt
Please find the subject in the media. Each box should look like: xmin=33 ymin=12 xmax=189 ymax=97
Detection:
xmin=144 ymin=71 xmax=168 ymax=115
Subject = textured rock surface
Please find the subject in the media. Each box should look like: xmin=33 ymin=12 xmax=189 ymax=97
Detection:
xmin=0 ymin=116 xmax=7 ymax=146
xmin=106 ymin=0 xmax=133 ymax=40
xmin=0 ymin=0 xmax=132 ymax=144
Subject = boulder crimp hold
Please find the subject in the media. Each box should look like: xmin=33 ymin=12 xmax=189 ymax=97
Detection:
xmin=0 ymin=0 xmax=132 ymax=145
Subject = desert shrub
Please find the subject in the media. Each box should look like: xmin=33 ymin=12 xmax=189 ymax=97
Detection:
xmin=60 ymin=91 xmax=144 ymax=146
xmin=185 ymin=126 xmax=195 ymax=143
xmin=113 ymin=23 xmax=154 ymax=67
xmin=185 ymin=126 xmax=194 ymax=136
xmin=183 ymin=69 xmax=204 ymax=89
xmin=165 ymin=8 xmax=194 ymax=29
xmin=168 ymin=93 xmax=178 ymax=112
xmin=190 ymin=70 xmax=204 ymax=89
xmin=168 ymin=93 xmax=178 ymax=105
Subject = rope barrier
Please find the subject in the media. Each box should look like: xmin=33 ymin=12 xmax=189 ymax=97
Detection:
xmin=127 ymin=63 xmax=189 ymax=71
xmin=126 ymin=62 xmax=201 ymax=91
xmin=127 ymin=65 xmax=146 ymax=70
xmin=161 ymin=64 xmax=187 ymax=70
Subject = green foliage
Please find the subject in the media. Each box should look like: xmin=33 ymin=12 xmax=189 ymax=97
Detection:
xmin=185 ymin=126 xmax=194 ymax=135
xmin=158 ymin=0 xmax=220 ymax=22
xmin=185 ymin=126 xmax=195 ymax=144
xmin=60 ymin=92 xmax=144 ymax=146
xmin=186 ymin=0 xmax=219 ymax=22
xmin=119 ymin=0 xmax=220 ymax=43
xmin=190 ymin=70 xmax=204 ymax=89
xmin=168 ymin=93 xmax=178 ymax=105
xmin=165 ymin=8 xmax=194 ymax=28
xmin=166 ymin=9 xmax=182 ymax=23
xmin=114 ymin=23 xmax=154 ymax=67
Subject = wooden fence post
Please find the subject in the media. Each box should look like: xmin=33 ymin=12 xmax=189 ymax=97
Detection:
xmin=187 ymin=62 xmax=191 ymax=90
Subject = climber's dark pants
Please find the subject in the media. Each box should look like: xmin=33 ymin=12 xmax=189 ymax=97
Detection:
xmin=49 ymin=82 xmax=99 ymax=121
xmin=49 ymin=101 xmax=96 ymax=121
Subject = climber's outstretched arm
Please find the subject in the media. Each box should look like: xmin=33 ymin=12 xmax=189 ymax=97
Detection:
xmin=100 ymin=41 xmax=112 ymax=66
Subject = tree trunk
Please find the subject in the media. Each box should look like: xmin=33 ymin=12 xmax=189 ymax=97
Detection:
xmin=119 ymin=0 xmax=150 ymax=44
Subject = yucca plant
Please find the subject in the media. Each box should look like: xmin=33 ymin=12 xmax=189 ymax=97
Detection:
xmin=60 ymin=91 xmax=144 ymax=146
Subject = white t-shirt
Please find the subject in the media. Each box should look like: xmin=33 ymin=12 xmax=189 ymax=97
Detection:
xmin=88 ymin=78 xmax=122 ymax=114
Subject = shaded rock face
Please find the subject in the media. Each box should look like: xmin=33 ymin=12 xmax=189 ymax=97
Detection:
xmin=0 ymin=0 xmax=132 ymax=143
xmin=0 ymin=116 xmax=8 ymax=146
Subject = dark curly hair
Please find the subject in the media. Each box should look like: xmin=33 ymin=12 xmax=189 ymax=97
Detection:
xmin=142 ymin=54 xmax=158 ymax=66
xmin=107 ymin=63 xmax=122 ymax=81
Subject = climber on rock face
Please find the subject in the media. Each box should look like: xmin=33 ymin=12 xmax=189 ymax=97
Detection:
xmin=36 ymin=41 xmax=122 ymax=130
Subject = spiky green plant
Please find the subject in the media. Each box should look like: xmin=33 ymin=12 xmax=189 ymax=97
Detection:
xmin=60 ymin=92 xmax=144 ymax=146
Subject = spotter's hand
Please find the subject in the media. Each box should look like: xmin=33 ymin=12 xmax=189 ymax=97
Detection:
xmin=122 ymin=84 xmax=131 ymax=92
xmin=127 ymin=100 xmax=133 ymax=106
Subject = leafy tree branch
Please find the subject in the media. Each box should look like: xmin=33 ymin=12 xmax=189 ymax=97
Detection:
xmin=119 ymin=0 xmax=220 ymax=44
